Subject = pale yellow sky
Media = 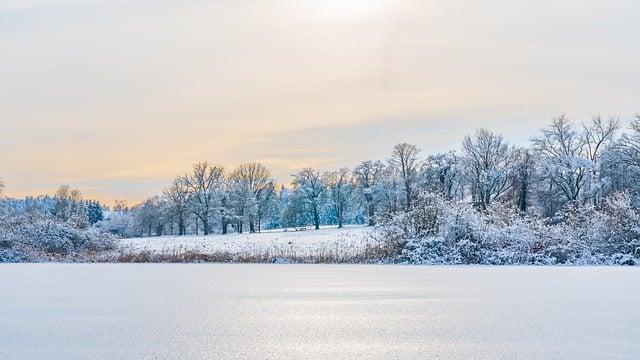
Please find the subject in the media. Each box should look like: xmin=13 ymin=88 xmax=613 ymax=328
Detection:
xmin=1 ymin=0 xmax=639 ymax=204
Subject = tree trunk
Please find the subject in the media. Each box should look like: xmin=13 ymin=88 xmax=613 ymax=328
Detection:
xmin=313 ymin=208 xmax=320 ymax=230
xmin=178 ymin=215 xmax=185 ymax=236
xmin=202 ymin=217 xmax=209 ymax=235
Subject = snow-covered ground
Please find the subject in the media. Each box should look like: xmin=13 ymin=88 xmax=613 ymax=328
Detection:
xmin=118 ymin=225 xmax=376 ymax=258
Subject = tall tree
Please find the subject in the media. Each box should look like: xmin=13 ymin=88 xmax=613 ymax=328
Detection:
xmin=292 ymin=168 xmax=325 ymax=230
xmin=462 ymin=129 xmax=513 ymax=210
xmin=389 ymin=143 xmax=421 ymax=209
xmin=182 ymin=162 xmax=224 ymax=235
xmin=164 ymin=177 xmax=190 ymax=235
xmin=532 ymin=115 xmax=618 ymax=208
xmin=323 ymin=168 xmax=353 ymax=228
xmin=582 ymin=116 xmax=620 ymax=206
xmin=353 ymin=160 xmax=385 ymax=226
xmin=618 ymin=115 xmax=640 ymax=171
xmin=135 ymin=196 xmax=166 ymax=237
xmin=420 ymin=152 xmax=463 ymax=201
xmin=229 ymin=162 xmax=276 ymax=233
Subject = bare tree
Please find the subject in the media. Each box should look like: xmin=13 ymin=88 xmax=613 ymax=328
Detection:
xmin=52 ymin=185 xmax=84 ymax=222
xmin=134 ymin=196 xmax=167 ymax=237
xmin=182 ymin=162 xmax=225 ymax=235
xmin=353 ymin=160 xmax=385 ymax=226
xmin=389 ymin=143 xmax=421 ymax=209
xmin=582 ymin=116 xmax=620 ymax=205
xmin=611 ymin=114 xmax=640 ymax=197
xmin=532 ymin=115 xmax=619 ymax=207
xmin=583 ymin=115 xmax=620 ymax=162
xmin=615 ymin=115 xmax=640 ymax=170
xmin=323 ymin=168 xmax=353 ymax=228
xmin=292 ymin=168 xmax=325 ymax=230
xmin=113 ymin=200 xmax=129 ymax=213
xmin=462 ymin=129 xmax=513 ymax=210
xmin=164 ymin=177 xmax=190 ymax=235
xmin=420 ymin=152 xmax=463 ymax=201
xmin=229 ymin=162 xmax=276 ymax=233
xmin=0 ymin=178 xmax=4 ymax=197
xmin=532 ymin=116 xmax=587 ymax=204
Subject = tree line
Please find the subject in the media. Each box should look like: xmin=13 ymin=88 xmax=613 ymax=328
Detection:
xmin=90 ymin=113 xmax=640 ymax=239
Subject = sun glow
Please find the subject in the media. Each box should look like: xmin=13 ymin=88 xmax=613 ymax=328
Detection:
xmin=313 ymin=0 xmax=388 ymax=19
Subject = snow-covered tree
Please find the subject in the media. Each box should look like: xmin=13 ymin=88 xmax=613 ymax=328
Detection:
xmin=291 ymin=168 xmax=325 ymax=230
xmin=323 ymin=168 xmax=353 ymax=228
xmin=462 ymin=129 xmax=513 ymax=210
xmin=134 ymin=196 xmax=167 ymax=237
xmin=51 ymin=185 xmax=90 ymax=228
xmin=182 ymin=162 xmax=225 ymax=235
xmin=389 ymin=143 xmax=421 ymax=209
xmin=533 ymin=115 xmax=619 ymax=211
xmin=532 ymin=116 xmax=590 ymax=209
xmin=86 ymin=200 xmax=104 ymax=225
xmin=164 ymin=177 xmax=190 ymax=235
xmin=353 ymin=160 xmax=386 ymax=226
xmin=615 ymin=115 xmax=640 ymax=194
xmin=420 ymin=152 xmax=463 ymax=201
xmin=229 ymin=162 xmax=277 ymax=233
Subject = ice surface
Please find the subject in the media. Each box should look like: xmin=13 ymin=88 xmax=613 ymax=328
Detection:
xmin=0 ymin=265 xmax=639 ymax=359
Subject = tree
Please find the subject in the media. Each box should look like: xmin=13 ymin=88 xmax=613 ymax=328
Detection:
xmin=134 ymin=196 xmax=166 ymax=237
xmin=511 ymin=148 xmax=536 ymax=213
xmin=420 ymin=152 xmax=463 ymax=201
xmin=182 ymin=162 xmax=225 ymax=235
xmin=0 ymin=178 xmax=4 ymax=197
xmin=582 ymin=116 xmax=620 ymax=206
xmin=112 ymin=200 xmax=129 ymax=213
xmin=323 ymin=168 xmax=353 ymax=228
xmin=616 ymin=115 xmax=640 ymax=178
xmin=52 ymin=185 xmax=84 ymax=222
xmin=353 ymin=160 xmax=386 ymax=226
xmin=86 ymin=200 xmax=104 ymax=225
xmin=292 ymin=168 xmax=325 ymax=230
xmin=229 ymin=162 xmax=276 ymax=233
xmin=164 ymin=177 xmax=190 ymax=235
xmin=462 ymin=129 xmax=513 ymax=210
xmin=532 ymin=115 xmax=619 ymax=209
xmin=389 ymin=143 xmax=421 ymax=209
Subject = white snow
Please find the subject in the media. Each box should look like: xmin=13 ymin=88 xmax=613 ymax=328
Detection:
xmin=0 ymin=265 xmax=639 ymax=359
xmin=118 ymin=225 xmax=376 ymax=258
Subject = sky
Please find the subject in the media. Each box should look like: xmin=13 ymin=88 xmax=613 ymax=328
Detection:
xmin=1 ymin=0 xmax=639 ymax=204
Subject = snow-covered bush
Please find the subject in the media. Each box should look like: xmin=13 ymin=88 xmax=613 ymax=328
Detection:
xmin=381 ymin=190 xmax=640 ymax=265
xmin=0 ymin=198 xmax=117 ymax=261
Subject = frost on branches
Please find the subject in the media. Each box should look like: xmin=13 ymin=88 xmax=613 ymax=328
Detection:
xmin=375 ymin=190 xmax=640 ymax=265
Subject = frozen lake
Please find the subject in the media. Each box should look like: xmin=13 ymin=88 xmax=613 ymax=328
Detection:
xmin=0 ymin=265 xmax=638 ymax=359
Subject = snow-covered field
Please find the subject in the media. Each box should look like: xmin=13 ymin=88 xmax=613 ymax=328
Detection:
xmin=118 ymin=225 xmax=376 ymax=259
